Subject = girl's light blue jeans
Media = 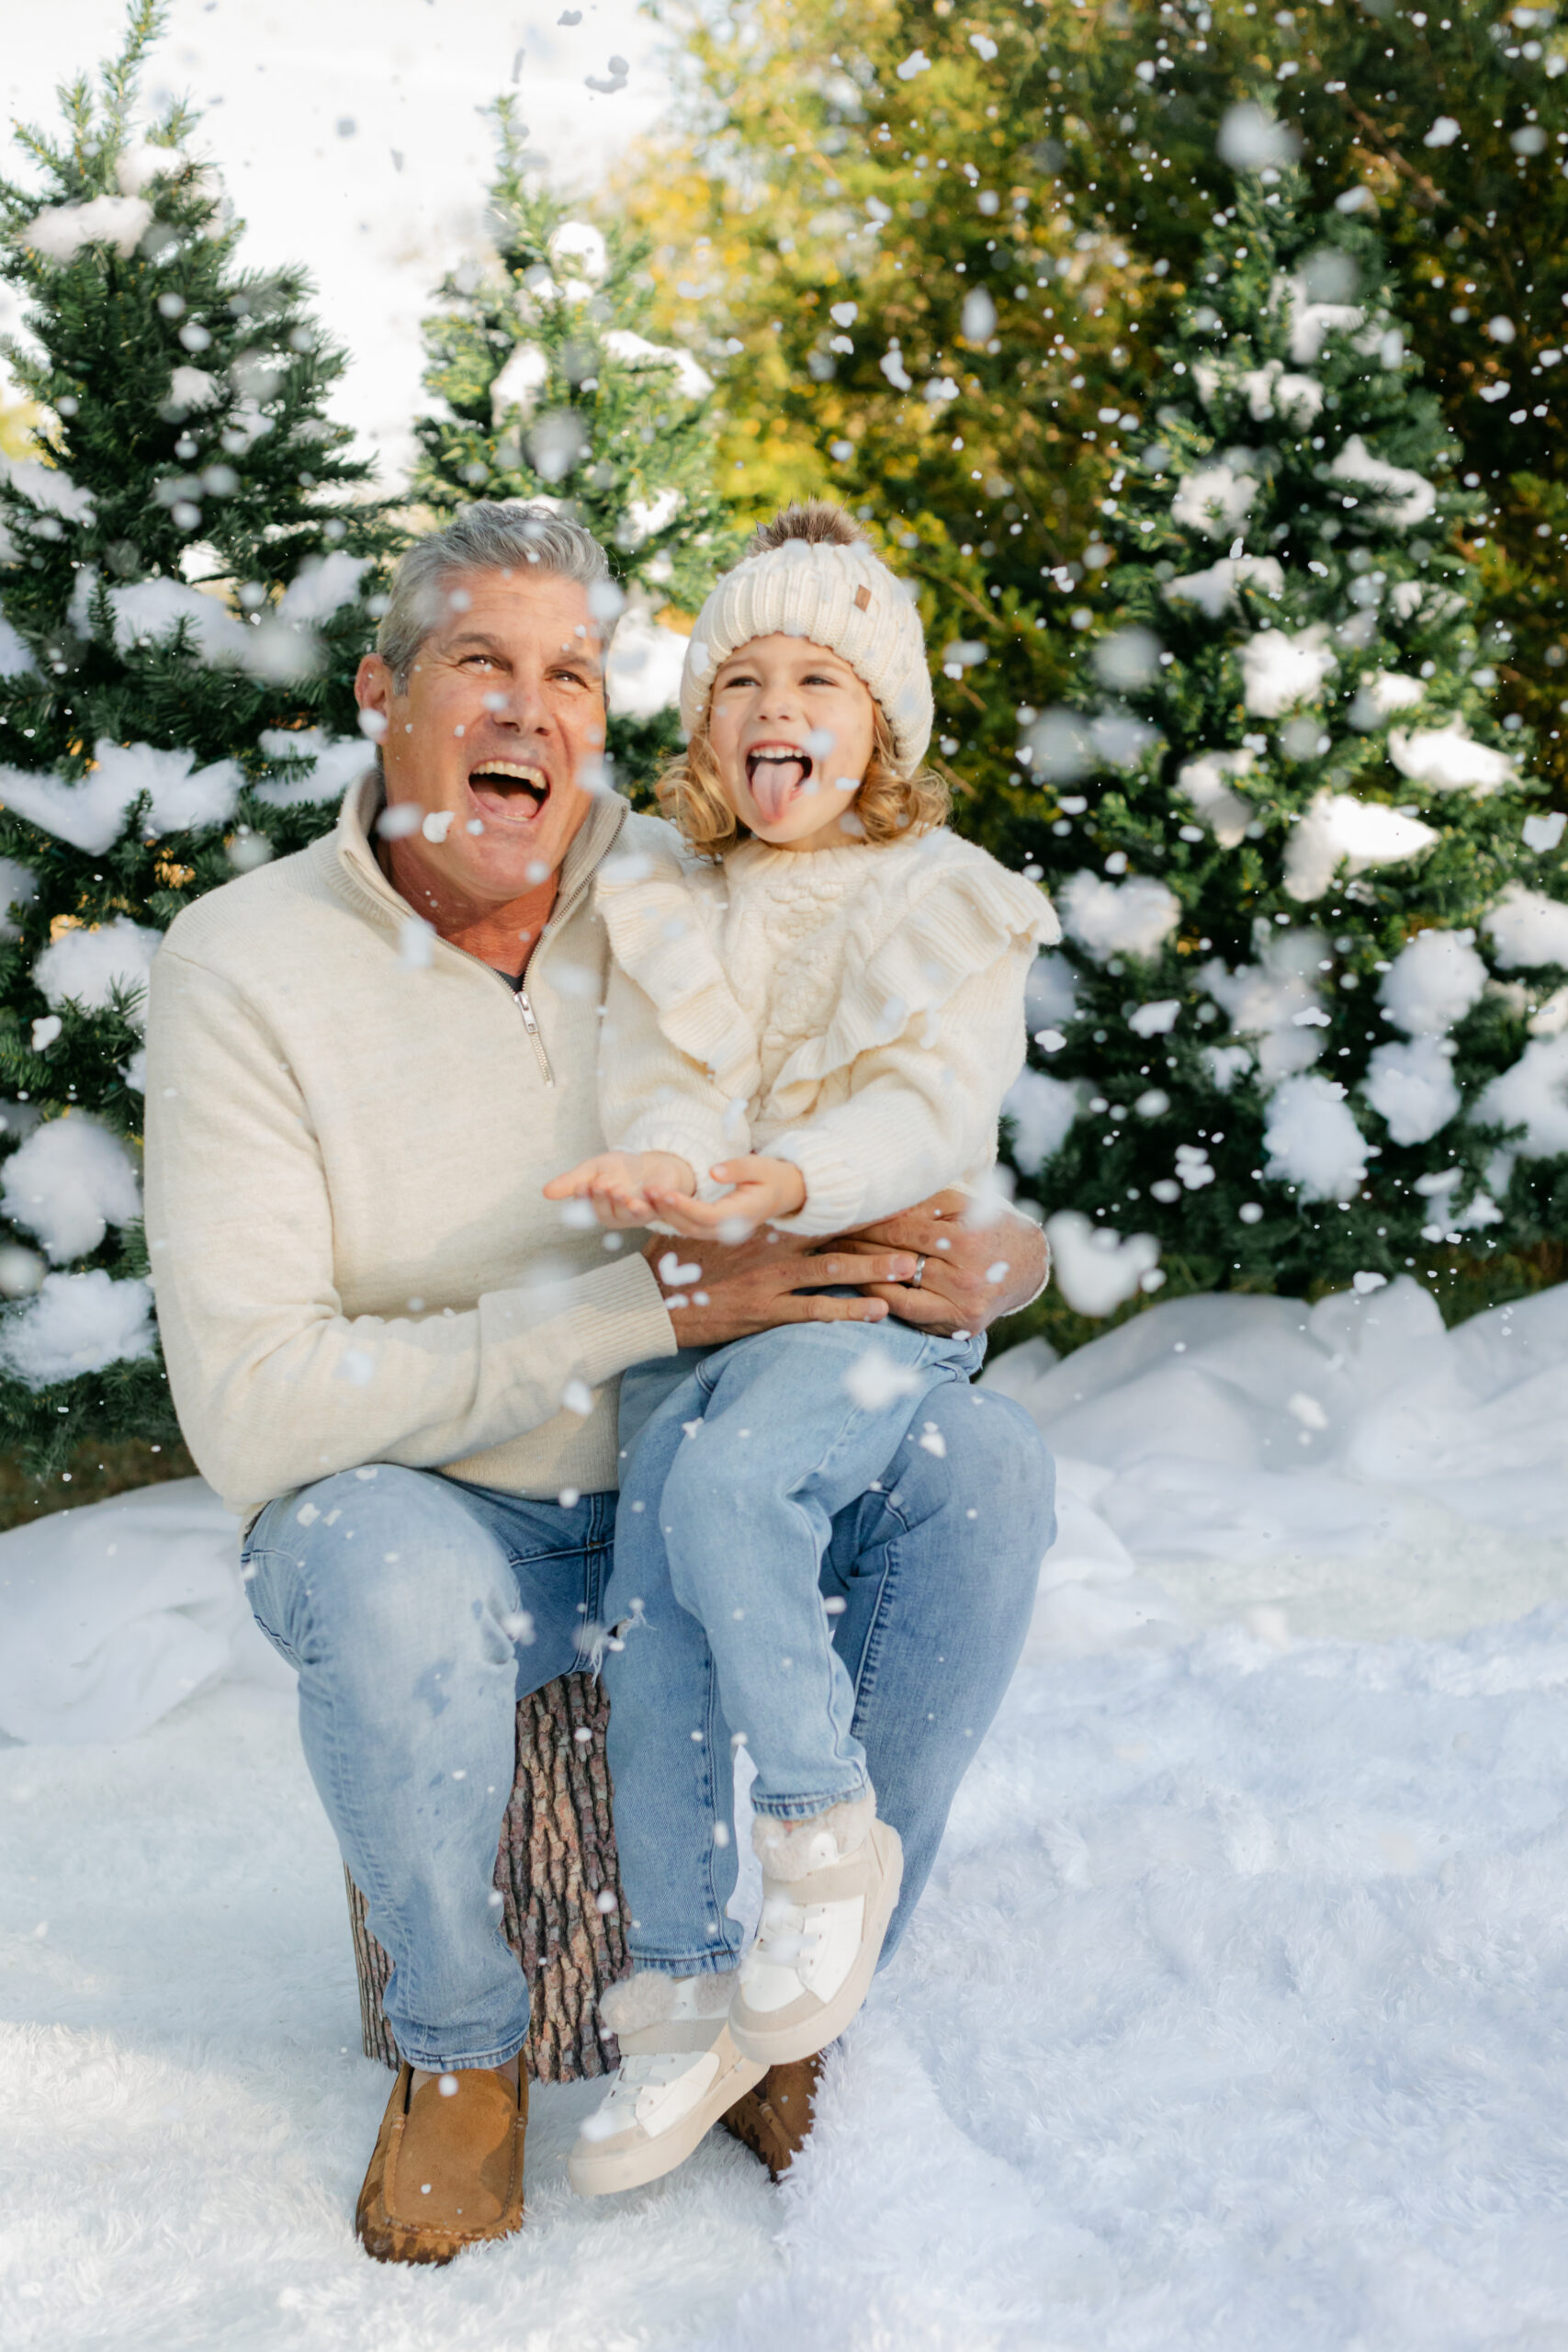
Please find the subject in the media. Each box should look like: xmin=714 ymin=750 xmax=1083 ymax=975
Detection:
xmin=241 ymin=1367 xmax=1054 ymax=2069
xmin=606 ymin=1317 xmax=1047 ymax=1977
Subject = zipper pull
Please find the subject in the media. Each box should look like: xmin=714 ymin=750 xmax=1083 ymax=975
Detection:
xmin=515 ymin=988 xmax=555 ymax=1087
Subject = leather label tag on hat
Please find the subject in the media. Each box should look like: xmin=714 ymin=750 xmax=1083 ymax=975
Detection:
xmin=854 ymin=584 xmax=872 ymax=610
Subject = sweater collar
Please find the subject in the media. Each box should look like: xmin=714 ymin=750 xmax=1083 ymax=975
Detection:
xmin=329 ymin=764 xmax=629 ymax=942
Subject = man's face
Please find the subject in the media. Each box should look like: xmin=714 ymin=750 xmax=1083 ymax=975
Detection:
xmin=355 ymin=568 xmax=607 ymax=909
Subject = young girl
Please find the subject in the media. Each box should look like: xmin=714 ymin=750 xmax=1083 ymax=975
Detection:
xmin=547 ymin=504 xmax=1056 ymax=2194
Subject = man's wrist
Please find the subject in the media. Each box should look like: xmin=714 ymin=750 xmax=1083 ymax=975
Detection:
xmin=996 ymin=1204 xmax=1050 ymax=1315
xmin=566 ymin=1250 xmax=680 ymax=1383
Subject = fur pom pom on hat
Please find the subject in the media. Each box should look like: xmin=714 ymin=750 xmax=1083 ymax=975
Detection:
xmin=679 ymin=503 xmax=934 ymax=778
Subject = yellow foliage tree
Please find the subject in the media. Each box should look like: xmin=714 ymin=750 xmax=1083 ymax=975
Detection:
xmin=609 ymin=0 xmax=1141 ymax=843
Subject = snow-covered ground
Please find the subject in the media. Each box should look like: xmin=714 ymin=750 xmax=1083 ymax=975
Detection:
xmin=5 ymin=1276 xmax=1568 ymax=2347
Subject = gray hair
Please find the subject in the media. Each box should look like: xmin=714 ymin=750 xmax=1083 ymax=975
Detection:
xmin=377 ymin=502 xmax=618 ymax=687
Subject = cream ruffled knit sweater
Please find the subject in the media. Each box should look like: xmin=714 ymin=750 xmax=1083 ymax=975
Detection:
xmin=595 ymin=827 xmax=1059 ymax=1237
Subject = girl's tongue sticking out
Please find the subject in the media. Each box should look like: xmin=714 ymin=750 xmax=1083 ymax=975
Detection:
xmin=747 ymin=746 xmax=812 ymax=824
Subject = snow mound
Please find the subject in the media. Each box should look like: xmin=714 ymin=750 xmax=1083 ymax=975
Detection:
xmin=1199 ymin=926 xmax=1327 ymax=1082
xmin=10 ymin=1502 xmax=1568 ymax=2344
xmin=1483 ymin=881 xmax=1568 ymax=971
xmin=1002 ymin=1066 xmax=1080 ymax=1166
xmin=0 ymin=1479 xmax=272 ymax=1744
xmin=1058 ymin=871 xmax=1181 ymax=964
xmin=276 ymin=551 xmax=373 ymax=626
xmin=32 ymin=917 xmax=161 ymax=1023
xmin=0 ymin=453 xmax=96 ymax=524
xmin=1389 ymin=719 xmax=1515 ymax=796
xmin=1261 ymin=1071 xmax=1369 ymax=1201
xmin=1327 ymin=435 xmax=1438 ymax=527
xmin=1163 ymin=555 xmax=1284 ymax=619
xmin=0 ymin=739 xmax=242 ymax=854
xmin=606 ymin=605 xmax=690 ymax=719
xmin=254 ymin=727 xmax=369 ymax=809
xmin=1282 ymin=789 xmax=1437 ymax=903
xmin=1239 ymin=623 xmax=1335 ymax=718
xmin=601 ymin=328 xmax=714 ymax=402
xmin=0 ymin=1268 xmax=155 ymax=1389
xmin=1171 ymin=455 xmax=1257 ymax=539
xmin=1377 ymin=926 xmax=1488 ymax=1035
xmin=1176 ymin=747 xmax=1255 ymax=847
xmin=1473 ymin=1032 xmax=1568 ymax=1158
xmin=8 ymin=1278 xmax=1568 ymax=1750
xmin=1361 ymin=1035 xmax=1460 ymax=1145
xmin=20 ymin=193 xmax=152 ymax=261
xmin=0 ymin=1115 xmax=141 ymax=1262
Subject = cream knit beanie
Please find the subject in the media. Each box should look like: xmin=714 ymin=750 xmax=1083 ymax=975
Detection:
xmin=679 ymin=510 xmax=934 ymax=778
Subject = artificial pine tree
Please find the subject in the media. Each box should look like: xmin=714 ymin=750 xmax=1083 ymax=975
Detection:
xmin=1002 ymin=153 xmax=1568 ymax=1320
xmin=0 ymin=3 xmax=395 ymax=1479
xmin=412 ymin=96 xmax=738 ymax=789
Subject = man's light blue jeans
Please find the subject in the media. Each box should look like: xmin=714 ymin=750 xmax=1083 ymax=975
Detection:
xmin=242 ymin=1376 xmax=1054 ymax=2072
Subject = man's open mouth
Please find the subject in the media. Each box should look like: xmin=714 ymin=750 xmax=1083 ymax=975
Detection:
xmin=745 ymin=746 xmax=812 ymax=822
xmin=468 ymin=761 xmax=550 ymax=822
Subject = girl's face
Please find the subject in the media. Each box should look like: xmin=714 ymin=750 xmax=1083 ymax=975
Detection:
xmin=706 ymin=634 xmax=877 ymax=850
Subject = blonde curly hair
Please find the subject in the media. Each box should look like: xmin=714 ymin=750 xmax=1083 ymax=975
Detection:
xmin=659 ymin=502 xmax=951 ymax=857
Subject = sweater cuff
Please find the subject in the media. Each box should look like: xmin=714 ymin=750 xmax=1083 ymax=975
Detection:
xmin=569 ymin=1252 xmax=678 ymax=1386
xmin=480 ymin=1255 xmax=676 ymax=1410
xmin=768 ymin=1130 xmax=871 ymax=1238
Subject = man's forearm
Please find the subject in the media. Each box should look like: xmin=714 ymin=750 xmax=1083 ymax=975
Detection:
xmin=984 ymin=1207 xmax=1050 ymax=1320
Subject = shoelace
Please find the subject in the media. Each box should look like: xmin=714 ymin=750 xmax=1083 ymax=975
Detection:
xmin=747 ymin=1896 xmax=822 ymax=1974
xmin=595 ymin=2049 xmax=703 ymax=2116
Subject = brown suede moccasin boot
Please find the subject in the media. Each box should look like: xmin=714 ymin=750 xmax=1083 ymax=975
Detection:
xmin=356 ymin=2061 xmax=527 ymax=2265
xmin=719 ymin=2051 xmax=824 ymax=2183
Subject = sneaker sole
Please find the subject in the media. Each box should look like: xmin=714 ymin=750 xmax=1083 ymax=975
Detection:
xmin=566 ymin=2031 xmax=767 ymax=2198
xmin=729 ymin=1821 xmax=904 ymax=2067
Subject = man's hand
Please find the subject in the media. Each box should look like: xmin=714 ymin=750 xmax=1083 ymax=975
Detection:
xmin=839 ymin=1189 xmax=1049 ymax=1338
xmin=544 ymin=1148 xmax=695 ymax=1229
xmin=645 ymin=1154 xmax=807 ymax=1239
xmin=647 ymin=1226 xmax=919 ymax=1349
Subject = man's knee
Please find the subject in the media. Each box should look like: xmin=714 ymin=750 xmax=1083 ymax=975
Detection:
xmin=247 ymin=1464 xmax=513 ymax=1666
xmin=893 ymin=1382 xmax=1055 ymax=1581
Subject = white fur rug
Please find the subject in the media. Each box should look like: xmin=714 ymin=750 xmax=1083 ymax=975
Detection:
xmin=7 ymin=1593 xmax=1568 ymax=2348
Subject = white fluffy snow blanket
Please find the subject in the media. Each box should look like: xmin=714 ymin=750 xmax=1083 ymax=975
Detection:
xmin=6 ymin=1612 xmax=1568 ymax=2346
xmin=4 ymin=1274 xmax=1567 ymax=1742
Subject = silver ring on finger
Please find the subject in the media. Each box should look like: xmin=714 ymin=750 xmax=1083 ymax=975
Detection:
xmin=909 ymin=1254 xmax=927 ymax=1290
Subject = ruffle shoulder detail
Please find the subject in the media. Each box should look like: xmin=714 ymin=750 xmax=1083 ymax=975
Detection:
xmin=769 ymin=831 xmax=1059 ymax=1110
xmin=593 ymin=827 xmax=760 ymax=1102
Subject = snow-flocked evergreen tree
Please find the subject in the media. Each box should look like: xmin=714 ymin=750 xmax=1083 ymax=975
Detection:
xmin=1004 ymin=149 xmax=1568 ymax=1319
xmin=0 ymin=3 xmax=395 ymax=1476
xmin=412 ymin=96 xmax=738 ymax=789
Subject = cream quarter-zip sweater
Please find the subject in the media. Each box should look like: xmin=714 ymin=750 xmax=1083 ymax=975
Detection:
xmin=143 ymin=773 xmax=677 ymax=1524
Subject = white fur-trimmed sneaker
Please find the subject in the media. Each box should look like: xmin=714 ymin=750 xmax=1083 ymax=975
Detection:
xmin=728 ymin=1794 xmax=903 ymax=2067
xmin=567 ymin=1971 xmax=764 ymax=2198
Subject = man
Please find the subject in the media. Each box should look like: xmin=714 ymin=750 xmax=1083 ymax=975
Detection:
xmin=143 ymin=503 xmax=1055 ymax=2266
